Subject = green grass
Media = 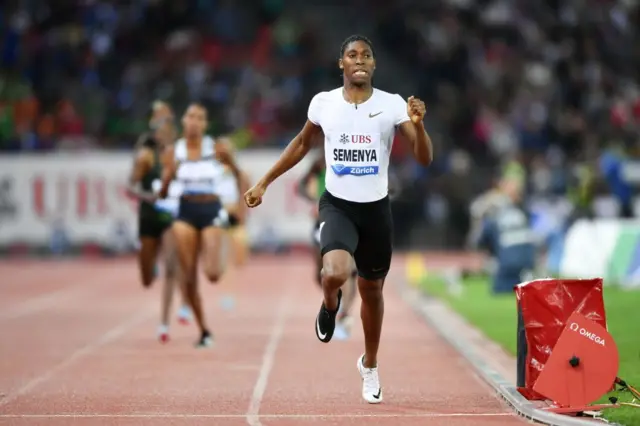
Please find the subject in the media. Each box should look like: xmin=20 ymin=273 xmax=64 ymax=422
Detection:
xmin=419 ymin=274 xmax=640 ymax=425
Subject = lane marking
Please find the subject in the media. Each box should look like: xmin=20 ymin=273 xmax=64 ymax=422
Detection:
xmin=246 ymin=292 xmax=292 ymax=426
xmin=0 ymin=267 xmax=122 ymax=321
xmin=0 ymin=413 xmax=514 ymax=419
xmin=0 ymin=284 xmax=92 ymax=320
xmin=0 ymin=308 xmax=152 ymax=407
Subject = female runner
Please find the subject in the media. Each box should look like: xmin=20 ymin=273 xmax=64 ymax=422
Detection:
xmin=127 ymin=101 xmax=192 ymax=335
xmin=128 ymin=101 xmax=175 ymax=288
xmin=158 ymin=103 xmax=241 ymax=348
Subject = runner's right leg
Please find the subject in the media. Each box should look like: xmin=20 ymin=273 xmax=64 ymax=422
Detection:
xmin=315 ymin=192 xmax=359 ymax=343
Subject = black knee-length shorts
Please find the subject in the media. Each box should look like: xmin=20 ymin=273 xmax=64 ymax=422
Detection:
xmin=318 ymin=190 xmax=393 ymax=280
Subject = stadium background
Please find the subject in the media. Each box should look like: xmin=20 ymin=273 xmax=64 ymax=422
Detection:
xmin=1 ymin=0 xmax=640 ymax=284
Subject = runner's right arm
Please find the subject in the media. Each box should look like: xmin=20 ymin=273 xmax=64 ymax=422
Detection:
xmin=158 ymin=145 xmax=176 ymax=199
xmin=245 ymin=94 xmax=324 ymax=207
xmin=257 ymin=121 xmax=322 ymax=190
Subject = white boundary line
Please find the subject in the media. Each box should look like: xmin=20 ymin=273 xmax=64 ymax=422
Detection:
xmin=0 ymin=308 xmax=152 ymax=407
xmin=0 ymin=284 xmax=93 ymax=320
xmin=0 ymin=413 xmax=513 ymax=419
xmin=0 ymin=267 xmax=122 ymax=321
xmin=246 ymin=292 xmax=292 ymax=426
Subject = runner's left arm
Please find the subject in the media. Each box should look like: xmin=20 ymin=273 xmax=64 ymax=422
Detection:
xmin=396 ymin=96 xmax=433 ymax=166
xmin=215 ymin=137 xmax=243 ymax=182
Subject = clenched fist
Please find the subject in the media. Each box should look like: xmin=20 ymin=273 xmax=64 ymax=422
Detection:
xmin=244 ymin=183 xmax=267 ymax=208
xmin=407 ymin=96 xmax=426 ymax=124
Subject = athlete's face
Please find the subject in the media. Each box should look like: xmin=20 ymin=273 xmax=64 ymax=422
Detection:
xmin=154 ymin=121 xmax=176 ymax=146
xmin=150 ymin=103 xmax=174 ymax=129
xmin=182 ymin=105 xmax=207 ymax=137
xmin=340 ymin=41 xmax=375 ymax=86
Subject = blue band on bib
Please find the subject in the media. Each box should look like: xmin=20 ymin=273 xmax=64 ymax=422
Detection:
xmin=182 ymin=190 xmax=212 ymax=195
xmin=154 ymin=202 xmax=179 ymax=218
xmin=331 ymin=164 xmax=379 ymax=176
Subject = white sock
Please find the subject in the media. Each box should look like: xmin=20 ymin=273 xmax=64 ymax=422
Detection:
xmin=157 ymin=324 xmax=169 ymax=335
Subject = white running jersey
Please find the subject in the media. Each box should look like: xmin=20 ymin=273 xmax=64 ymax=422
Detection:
xmin=174 ymin=135 xmax=226 ymax=196
xmin=217 ymin=167 xmax=239 ymax=206
xmin=152 ymin=179 xmax=183 ymax=217
xmin=308 ymin=88 xmax=410 ymax=202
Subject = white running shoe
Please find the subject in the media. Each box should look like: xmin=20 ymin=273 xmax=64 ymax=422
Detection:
xmin=357 ymin=354 xmax=382 ymax=404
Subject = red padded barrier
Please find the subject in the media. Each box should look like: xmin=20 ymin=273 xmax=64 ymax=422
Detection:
xmin=514 ymin=278 xmax=607 ymax=400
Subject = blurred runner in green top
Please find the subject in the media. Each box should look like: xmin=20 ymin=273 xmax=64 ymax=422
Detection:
xmin=126 ymin=100 xmax=192 ymax=342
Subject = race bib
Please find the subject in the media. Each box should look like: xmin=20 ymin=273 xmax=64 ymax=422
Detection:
xmin=152 ymin=179 xmax=183 ymax=217
xmin=330 ymin=132 xmax=380 ymax=176
xmin=154 ymin=199 xmax=179 ymax=217
xmin=152 ymin=179 xmax=183 ymax=198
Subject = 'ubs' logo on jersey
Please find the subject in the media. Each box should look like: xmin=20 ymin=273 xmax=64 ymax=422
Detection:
xmin=338 ymin=134 xmax=372 ymax=144
xmin=351 ymin=135 xmax=372 ymax=144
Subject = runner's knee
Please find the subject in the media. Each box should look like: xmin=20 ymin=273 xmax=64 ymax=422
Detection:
xmin=205 ymin=273 xmax=221 ymax=283
xmin=357 ymin=278 xmax=383 ymax=302
xmin=322 ymin=250 xmax=353 ymax=289
xmin=138 ymin=244 xmax=158 ymax=287
xmin=140 ymin=267 xmax=155 ymax=287
xmin=204 ymin=269 xmax=221 ymax=283
xmin=204 ymin=262 xmax=222 ymax=283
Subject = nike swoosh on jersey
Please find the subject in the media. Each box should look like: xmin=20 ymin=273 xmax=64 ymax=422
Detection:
xmin=369 ymin=111 xmax=383 ymax=118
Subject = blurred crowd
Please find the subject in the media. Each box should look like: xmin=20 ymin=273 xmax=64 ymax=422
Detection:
xmin=373 ymin=0 xmax=640 ymax=245
xmin=1 ymin=0 xmax=639 ymax=247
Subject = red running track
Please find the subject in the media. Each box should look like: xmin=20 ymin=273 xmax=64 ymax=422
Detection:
xmin=0 ymin=254 xmax=524 ymax=425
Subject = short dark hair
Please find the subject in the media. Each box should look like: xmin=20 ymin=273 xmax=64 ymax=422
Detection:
xmin=340 ymin=35 xmax=375 ymax=58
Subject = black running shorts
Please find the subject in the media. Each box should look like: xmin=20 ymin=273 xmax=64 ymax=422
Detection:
xmin=138 ymin=211 xmax=172 ymax=239
xmin=318 ymin=190 xmax=393 ymax=280
xmin=177 ymin=197 xmax=224 ymax=231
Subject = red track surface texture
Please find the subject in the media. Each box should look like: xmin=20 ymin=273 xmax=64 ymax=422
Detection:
xmin=0 ymin=255 xmax=523 ymax=425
